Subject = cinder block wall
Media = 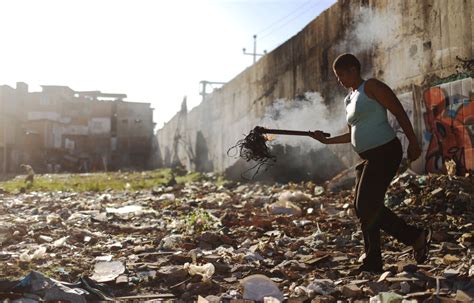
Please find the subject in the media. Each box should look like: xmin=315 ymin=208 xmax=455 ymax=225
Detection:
xmin=156 ymin=0 xmax=473 ymax=176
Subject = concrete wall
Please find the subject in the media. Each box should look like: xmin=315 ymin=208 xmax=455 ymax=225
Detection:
xmin=156 ymin=0 xmax=474 ymax=178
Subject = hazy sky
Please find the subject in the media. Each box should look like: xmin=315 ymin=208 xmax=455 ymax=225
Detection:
xmin=0 ymin=0 xmax=336 ymax=129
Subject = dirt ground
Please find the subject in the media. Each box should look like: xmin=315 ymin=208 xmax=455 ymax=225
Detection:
xmin=0 ymin=171 xmax=473 ymax=302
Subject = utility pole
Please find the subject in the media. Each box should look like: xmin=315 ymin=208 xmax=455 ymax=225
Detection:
xmin=199 ymin=81 xmax=226 ymax=102
xmin=243 ymin=34 xmax=267 ymax=64
xmin=1 ymin=92 xmax=6 ymax=175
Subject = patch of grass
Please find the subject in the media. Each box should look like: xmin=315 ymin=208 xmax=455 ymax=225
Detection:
xmin=215 ymin=175 xmax=232 ymax=187
xmin=0 ymin=169 xmax=199 ymax=193
xmin=176 ymin=171 xmax=203 ymax=184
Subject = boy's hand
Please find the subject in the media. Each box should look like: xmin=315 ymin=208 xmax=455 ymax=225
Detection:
xmin=254 ymin=126 xmax=265 ymax=134
xmin=309 ymin=130 xmax=330 ymax=143
xmin=407 ymin=142 xmax=422 ymax=161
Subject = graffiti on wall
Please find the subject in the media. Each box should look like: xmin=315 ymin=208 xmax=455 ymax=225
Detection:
xmin=389 ymin=78 xmax=473 ymax=175
xmin=422 ymin=78 xmax=474 ymax=174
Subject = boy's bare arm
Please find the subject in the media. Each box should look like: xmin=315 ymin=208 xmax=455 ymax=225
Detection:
xmin=365 ymin=79 xmax=421 ymax=161
xmin=310 ymin=125 xmax=351 ymax=144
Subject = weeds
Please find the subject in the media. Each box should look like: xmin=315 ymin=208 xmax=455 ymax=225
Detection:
xmin=183 ymin=208 xmax=218 ymax=234
xmin=0 ymin=169 xmax=208 ymax=193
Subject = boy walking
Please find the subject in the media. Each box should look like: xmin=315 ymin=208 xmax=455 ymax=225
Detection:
xmin=311 ymin=53 xmax=431 ymax=273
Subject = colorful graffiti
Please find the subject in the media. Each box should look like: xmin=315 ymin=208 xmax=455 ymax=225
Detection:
xmin=422 ymin=78 xmax=474 ymax=174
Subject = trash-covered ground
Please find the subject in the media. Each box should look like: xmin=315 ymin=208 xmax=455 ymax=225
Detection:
xmin=0 ymin=169 xmax=473 ymax=302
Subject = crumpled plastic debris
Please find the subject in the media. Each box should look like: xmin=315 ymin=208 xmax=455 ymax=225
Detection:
xmin=158 ymin=193 xmax=176 ymax=201
xmin=19 ymin=246 xmax=47 ymax=262
xmin=369 ymin=291 xmax=404 ymax=303
xmin=159 ymin=234 xmax=184 ymax=250
xmin=105 ymin=205 xmax=143 ymax=214
xmin=183 ymin=262 xmax=215 ymax=282
xmin=12 ymin=271 xmax=88 ymax=303
xmin=307 ymin=279 xmax=337 ymax=296
xmin=278 ymin=190 xmax=311 ymax=202
xmin=90 ymin=261 xmax=125 ymax=283
xmin=313 ymin=186 xmax=325 ymax=196
xmin=240 ymin=274 xmax=284 ymax=302
xmin=267 ymin=200 xmax=302 ymax=216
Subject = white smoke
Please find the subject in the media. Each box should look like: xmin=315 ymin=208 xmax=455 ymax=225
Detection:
xmin=258 ymin=91 xmax=346 ymax=153
xmin=337 ymin=6 xmax=402 ymax=55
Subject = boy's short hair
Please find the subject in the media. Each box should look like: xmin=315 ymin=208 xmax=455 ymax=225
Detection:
xmin=333 ymin=53 xmax=361 ymax=72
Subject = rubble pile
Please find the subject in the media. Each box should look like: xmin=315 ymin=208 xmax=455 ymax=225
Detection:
xmin=0 ymin=171 xmax=473 ymax=302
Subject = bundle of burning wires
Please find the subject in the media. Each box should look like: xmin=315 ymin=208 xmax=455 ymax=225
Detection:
xmin=227 ymin=126 xmax=276 ymax=179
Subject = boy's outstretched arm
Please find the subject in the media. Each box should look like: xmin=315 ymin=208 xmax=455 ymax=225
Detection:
xmin=310 ymin=125 xmax=351 ymax=144
xmin=365 ymin=79 xmax=421 ymax=161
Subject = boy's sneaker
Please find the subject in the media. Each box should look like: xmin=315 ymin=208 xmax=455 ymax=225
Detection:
xmin=349 ymin=262 xmax=384 ymax=275
xmin=413 ymin=228 xmax=432 ymax=264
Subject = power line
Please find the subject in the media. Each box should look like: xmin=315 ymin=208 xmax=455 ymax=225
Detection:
xmin=259 ymin=1 xmax=322 ymax=41
xmin=259 ymin=1 xmax=323 ymax=42
xmin=256 ymin=0 xmax=315 ymax=36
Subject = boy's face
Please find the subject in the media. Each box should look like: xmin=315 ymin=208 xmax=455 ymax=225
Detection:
xmin=333 ymin=66 xmax=358 ymax=88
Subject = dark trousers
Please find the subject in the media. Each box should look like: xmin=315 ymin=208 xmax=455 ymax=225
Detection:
xmin=354 ymin=137 xmax=421 ymax=266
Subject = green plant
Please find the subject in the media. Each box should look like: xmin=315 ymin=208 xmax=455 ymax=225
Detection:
xmin=183 ymin=208 xmax=217 ymax=233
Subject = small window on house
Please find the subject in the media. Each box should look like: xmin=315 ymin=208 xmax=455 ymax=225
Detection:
xmin=40 ymin=96 xmax=50 ymax=105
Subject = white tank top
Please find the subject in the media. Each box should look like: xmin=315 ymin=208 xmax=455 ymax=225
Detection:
xmin=345 ymin=81 xmax=396 ymax=153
